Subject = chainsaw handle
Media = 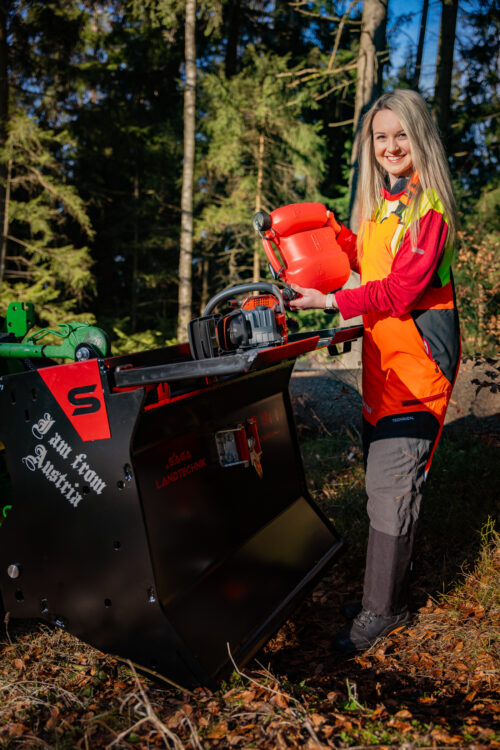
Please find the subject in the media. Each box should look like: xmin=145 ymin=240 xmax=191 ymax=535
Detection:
xmin=203 ymin=282 xmax=285 ymax=316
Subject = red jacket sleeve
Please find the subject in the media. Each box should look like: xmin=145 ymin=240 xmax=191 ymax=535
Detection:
xmin=335 ymin=210 xmax=449 ymax=320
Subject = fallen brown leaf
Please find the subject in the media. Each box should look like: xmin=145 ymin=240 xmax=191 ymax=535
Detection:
xmin=394 ymin=708 xmax=412 ymax=718
xmin=207 ymin=720 xmax=228 ymax=739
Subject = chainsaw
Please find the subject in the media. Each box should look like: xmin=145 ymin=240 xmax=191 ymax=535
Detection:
xmin=188 ymin=282 xmax=287 ymax=360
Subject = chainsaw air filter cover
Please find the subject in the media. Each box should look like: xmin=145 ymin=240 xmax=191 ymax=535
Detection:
xmin=224 ymin=306 xmax=282 ymax=348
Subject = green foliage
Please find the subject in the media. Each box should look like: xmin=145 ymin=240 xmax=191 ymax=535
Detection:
xmin=128 ymin=0 xmax=223 ymax=35
xmin=447 ymin=1 xmax=499 ymax=196
xmin=474 ymin=182 xmax=500 ymax=230
xmin=128 ymin=0 xmax=183 ymax=29
xmin=420 ymin=431 xmax=499 ymax=557
xmin=300 ymin=432 xmax=367 ymax=558
xmin=454 ymin=183 xmax=499 ymax=357
xmin=0 ymin=109 xmax=95 ymax=328
xmin=109 ymin=319 xmax=176 ymax=354
xmin=0 ymin=0 xmax=497 ymax=347
xmin=8 ymin=0 xmax=90 ymax=125
xmin=197 ymin=47 xmax=326 ymax=291
xmin=68 ymin=4 xmax=185 ymax=336
xmin=289 ymin=307 xmax=340 ymax=332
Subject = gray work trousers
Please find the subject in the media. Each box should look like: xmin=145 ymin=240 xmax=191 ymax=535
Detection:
xmin=361 ymin=412 xmax=440 ymax=616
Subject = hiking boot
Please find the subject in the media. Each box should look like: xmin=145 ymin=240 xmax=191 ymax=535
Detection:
xmin=332 ymin=607 xmax=410 ymax=653
xmin=341 ymin=600 xmax=362 ymax=620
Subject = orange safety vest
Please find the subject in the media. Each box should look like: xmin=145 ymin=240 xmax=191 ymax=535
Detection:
xmin=360 ymin=175 xmax=460 ymax=430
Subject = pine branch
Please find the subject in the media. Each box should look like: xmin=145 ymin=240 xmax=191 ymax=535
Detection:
xmin=25 ymin=165 xmax=93 ymax=237
xmin=328 ymin=0 xmax=359 ymax=73
xmin=289 ymin=1 xmax=361 ymax=25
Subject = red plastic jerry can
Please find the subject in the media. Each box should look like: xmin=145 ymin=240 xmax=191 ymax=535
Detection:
xmin=255 ymin=203 xmax=351 ymax=294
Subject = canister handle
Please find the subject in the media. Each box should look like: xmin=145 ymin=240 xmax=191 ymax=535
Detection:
xmin=262 ymin=237 xmax=285 ymax=276
xmin=253 ymin=211 xmax=285 ymax=277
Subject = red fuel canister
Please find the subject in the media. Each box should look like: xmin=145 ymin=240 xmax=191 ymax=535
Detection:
xmin=257 ymin=203 xmax=351 ymax=294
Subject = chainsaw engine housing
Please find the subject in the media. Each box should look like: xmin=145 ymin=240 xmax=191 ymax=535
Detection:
xmin=188 ymin=284 xmax=287 ymax=360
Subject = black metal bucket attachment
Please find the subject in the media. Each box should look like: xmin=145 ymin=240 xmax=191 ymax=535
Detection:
xmin=0 ymin=326 xmax=361 ymax=688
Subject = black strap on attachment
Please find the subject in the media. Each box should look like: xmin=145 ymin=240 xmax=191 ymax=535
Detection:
xmin=393 ymin=172 xmax=420 ymax=222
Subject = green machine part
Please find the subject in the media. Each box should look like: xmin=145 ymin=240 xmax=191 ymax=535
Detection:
xmin=0 ymin=302 xmax=109 ymax=361
xmin=4 ymin=302 xmax=35 ymax=338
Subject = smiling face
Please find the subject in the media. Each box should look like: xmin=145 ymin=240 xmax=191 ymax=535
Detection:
xmin=372 ymin=108 xmax=413 ymax=187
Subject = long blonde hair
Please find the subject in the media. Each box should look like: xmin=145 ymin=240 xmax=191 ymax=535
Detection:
xmin=357 ymin=89 xmax=457 ymax=250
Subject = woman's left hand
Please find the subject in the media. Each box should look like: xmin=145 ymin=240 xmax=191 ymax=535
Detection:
xmin=288 ymin=284 xmax=337 ymax=311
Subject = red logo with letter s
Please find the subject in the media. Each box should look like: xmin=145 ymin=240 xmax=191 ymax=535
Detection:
xmin=39 ymin=360 xmax=111 ymax=441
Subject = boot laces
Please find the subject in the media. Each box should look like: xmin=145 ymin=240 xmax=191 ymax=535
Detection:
xmin=354 ymin=609 xmax=379 ymax=629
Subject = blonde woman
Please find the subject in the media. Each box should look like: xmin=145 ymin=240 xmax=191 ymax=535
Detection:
xmin=290 ymin=89 xmax=461 ymax=652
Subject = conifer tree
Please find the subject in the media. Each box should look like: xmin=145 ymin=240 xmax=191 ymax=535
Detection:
xmin=0 ymin=0 xmax=8 ymax=284
xmin=72 ymin=3 xmax=185 ymax=339
xmin=0 ymin=2 xmax=97 ymax=327
xmin=197 ymin=48 xmax=325 ymax=293
xmin=128 ymin=0 xmax=222 ymax=340
xmin=447 ymin=0 xmax=499 ymax=194
xmin=0 ymin=110 xmax=95 ymax=326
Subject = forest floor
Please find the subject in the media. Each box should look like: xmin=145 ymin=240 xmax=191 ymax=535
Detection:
xmin=0 ymin=354 xmax=499 ymax=749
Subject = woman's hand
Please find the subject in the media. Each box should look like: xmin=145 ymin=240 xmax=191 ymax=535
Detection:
xmin=288 ymin=284 xmax=338 ymax=311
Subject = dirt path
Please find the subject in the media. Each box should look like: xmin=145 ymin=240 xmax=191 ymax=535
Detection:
xmin=290 ymin=353 xmax=500 ymax=439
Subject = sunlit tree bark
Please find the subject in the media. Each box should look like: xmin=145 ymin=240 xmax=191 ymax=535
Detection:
xmin=252 ymin=131 xmax=264 ymax=283
xmin=348 ymin=0 xmax=388 ymax=230
xmin=177 ymin=0 xmax=196 ymax=341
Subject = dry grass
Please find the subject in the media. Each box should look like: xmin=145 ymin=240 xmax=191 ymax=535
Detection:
xmin=1 ymin=526 xmax=498 ymax=748
xmin=389 ymin=521 xmax=500 ymax=689
xmin=1 ymin=426 xmax=499 ymax=748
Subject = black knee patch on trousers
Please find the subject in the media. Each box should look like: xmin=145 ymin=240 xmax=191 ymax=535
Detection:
xmin=362 ymin=525 xmax=416 ymax=616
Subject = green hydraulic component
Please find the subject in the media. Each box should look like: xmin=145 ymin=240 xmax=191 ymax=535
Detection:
xmin=4 ymin=302 xmax=35 ymax=338
xmin=0 ymin=302 xmax=109 ymax=361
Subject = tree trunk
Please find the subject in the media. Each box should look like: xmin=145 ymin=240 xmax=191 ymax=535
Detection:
xmin=228 ymin=246 xmax=237 ymax=284
xmin=224 ymin=0 xmax=241 ymax=78
xmin=177 ymin=0 xmax=196 ymax=342
xmin=412 ymin=0 xmax=429 ymax=91
xmin=131 ymin=168 xmax=139 ymax=333
xmin=0 ymin=0 xmax=9 ymax=284
xmin=252 ymin=131 xmax=265 ymax=283
xmin=433 ymin=0 xmax=459 ymax=142
xmin=348 ymin=0 xmax=388 ymax=230
xmin=200 ymin=254 xmax=209 ymax=313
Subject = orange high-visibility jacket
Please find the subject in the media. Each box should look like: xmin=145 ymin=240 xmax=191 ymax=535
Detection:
xmin=335 ymin=177 xmax=461 ymax=430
